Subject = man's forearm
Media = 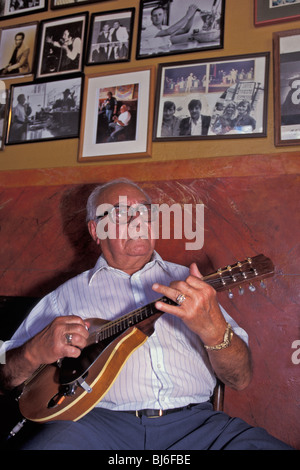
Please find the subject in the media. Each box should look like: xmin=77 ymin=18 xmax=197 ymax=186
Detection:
xmin=207 ymin=335 xmax=252 ymax=391
xmin=0 ymin=345 xmax=38 ymax=394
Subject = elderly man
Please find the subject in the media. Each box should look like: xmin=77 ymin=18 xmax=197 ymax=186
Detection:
xmin=0 ymin=179 xmax=293 ymax=450
xmin=107 ymin=104 xmax=131 ymax=142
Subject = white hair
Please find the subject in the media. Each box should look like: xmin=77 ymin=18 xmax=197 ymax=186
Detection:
xmin=86 ymin=178 xmax=151 ymax=222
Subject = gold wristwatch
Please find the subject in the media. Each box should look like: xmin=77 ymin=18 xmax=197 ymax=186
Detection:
xmin=204 ymin=323 xmax=233 ymax=351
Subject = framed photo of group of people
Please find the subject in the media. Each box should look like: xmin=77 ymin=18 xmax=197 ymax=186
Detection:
xmin=153 ymin=52 xmax=270 ymax=141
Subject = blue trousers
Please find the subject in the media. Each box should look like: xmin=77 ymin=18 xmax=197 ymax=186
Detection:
xmin=19 ymin=402 xmax=293 ymax=450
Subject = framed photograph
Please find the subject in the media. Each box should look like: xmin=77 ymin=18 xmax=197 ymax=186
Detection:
xmin=86 ymin=8 xmax=135 ymax=66
xmin=273 ymin=28 xmax=300 ymax=146
xmin=0 ymin=86 xmax=9 ymax=150
xmin=0 ymin=23 xmax=38 ymax=79
xmin=6 ymin=74 xmax=83 ymax=145
xmin=153 ymin=52 xmax=270 ymax=141
xmin=78 ymin=67 xmax=154 ymax=162
xmin=254 ymin=0 xmax=300 ymax=27
xmin=0 ymin=0 xmax=47 ymax=20
xmin=35 ymin=13 xmax=88 ymax=79
xmin=136 ymin=0 xmax=225 ymax=60
xmin=51 ymin=0 xmax=111 ymax=9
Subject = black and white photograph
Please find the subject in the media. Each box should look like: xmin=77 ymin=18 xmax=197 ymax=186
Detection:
xmin=36 ymin=13 xmax=88 ymax=79
xmin=153 ymin=53 xmax=269 ymax=141
xmin=6 ymin=75 xmax=82 ymax=144
xmin=0 ymin=0 xmax=47 ymax=20
xmin=86 ymin=9 xmax=135 ymax=66
xmin=78 ymin=67 xmax=154 ymax=161
xmin=136 ymin=0 xmax=225 ymax=60
xmin=51 ymin=0 xmax=111 ymax=10
xmin=0 ymin=23 xmax=38 ymax=79
xmin=273 ymin=28 xmax=300 ymax=146
xmin=0 ymin=86 xmax=8 ymax=150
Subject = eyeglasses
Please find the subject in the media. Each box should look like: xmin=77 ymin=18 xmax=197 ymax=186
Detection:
xmin=95 ymin=203 xmax=158 ymax=225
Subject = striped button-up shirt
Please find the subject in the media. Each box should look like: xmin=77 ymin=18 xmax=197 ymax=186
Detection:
xmin=1 ymin=252 xmax=248 ymax=411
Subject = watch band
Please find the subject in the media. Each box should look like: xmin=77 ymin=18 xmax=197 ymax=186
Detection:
xmin=204 ymin=323 xmax=233 ymax=351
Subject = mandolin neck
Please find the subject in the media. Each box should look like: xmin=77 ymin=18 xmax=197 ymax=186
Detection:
xmin=89 ymin=254 xmax=274 ymax=345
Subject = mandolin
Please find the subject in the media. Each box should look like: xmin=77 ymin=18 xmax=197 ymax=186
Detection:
xmin=18 ymin=254 xmax=274 ymax=423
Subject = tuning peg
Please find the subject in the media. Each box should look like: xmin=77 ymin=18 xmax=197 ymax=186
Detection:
xmin=228 ymin=289 xmax=234 ymax=299
xmin=260 ymin=280 xmax=266 ymax=289
xmin=238 ymin=286 xmax=244 ymax=295
xmin=248 ymin=283 xmax=256 ymax=292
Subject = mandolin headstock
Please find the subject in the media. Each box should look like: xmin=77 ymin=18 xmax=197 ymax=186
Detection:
xmin=203 ymin=254 xmax=275 ymax=297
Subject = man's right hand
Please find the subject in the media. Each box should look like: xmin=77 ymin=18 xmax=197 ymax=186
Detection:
xmin=0 ymin=316 xmax=89 ymax=393
xmin=24 ymin=316 xmax=90 ymax=369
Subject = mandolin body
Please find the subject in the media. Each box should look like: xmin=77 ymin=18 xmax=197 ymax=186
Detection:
xmin=19 ymin=324 xmax=151 ymax=422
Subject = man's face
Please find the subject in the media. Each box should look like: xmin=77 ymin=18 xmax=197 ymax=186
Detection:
xmin=189 ymin=105 xmax=201 ymax=121
xmin=151 ymin=8 xmax=165 ymax=27
xmin=163 ymin=105 xmax=175 ymax=123
xmin=15 ymin=35 xmax=24 ymax=49
xmin=89 ymin=184 xmax=156 ymax=273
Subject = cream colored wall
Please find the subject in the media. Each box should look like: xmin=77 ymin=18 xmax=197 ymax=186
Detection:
xmin=1 ymin=0 xmax=300 ymax=171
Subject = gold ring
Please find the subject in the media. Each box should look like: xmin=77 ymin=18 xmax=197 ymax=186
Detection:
xmin=176 ymin=294 xmax=186 ymax=305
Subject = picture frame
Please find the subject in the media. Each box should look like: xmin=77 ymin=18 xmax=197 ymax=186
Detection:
xmin=35 ymin=12 xmax=88 ymax=79
xmin=0 ymin=86 xmax=9 ymax=150
xmin=0 ymin=22 xmax=39 ymax=79
xmin=273 ymin=28 xmax=300 ymax=146
xmin=153 ymin=52 xmax=270 ymax=141
xmin=78 ymin=67 xmax=154 ymax=162
xmin=136 ymin=0 xmax=225 ymax=60
xmin=254 ymin=0 xmax=300 ymax=27
xmin=86 ymin=8 xmax=135 ymax=66
xmin=0 ymin=0 xmax=47 ymax=21
xmin=6 ymin=74 xmax=83 ymax=145
xmin=51 ymin=0 xmax=110 ymax=10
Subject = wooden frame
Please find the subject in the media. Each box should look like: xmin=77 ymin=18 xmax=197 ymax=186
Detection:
xmin=254 ymin=0 xmax=300 ymax=27
xmin=78 ymin=67 xmax=154 ymax=162
xmin=35 ymin=12 xmax=88 ymax=79
xmin=0 ymin=86 xmax=9 ymax=150
xmin=0 ymin=0 xmax=47 ymax=21
xmin=136 ymin=0 xmax=225 ymax=60
xmin=6 ymin=74 xmax=83 ymax=145
xmin=51 ymin=0 xmax=111 ymax=10
xmin=153 ymin=53 xmax=269 ymax=141
xmin=86 ymin=8 xmax=135 ymax=66
xmin=0 ymin=22 xmax=38 ymax=79
xmin=273 ymin=28 xmax=300 ymax=146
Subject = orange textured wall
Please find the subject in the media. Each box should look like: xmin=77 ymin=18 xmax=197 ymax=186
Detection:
xmin=0 ymin=0 xmax=299 ymax=451
xmin=0 ymin=154 xmax=299 ymax=449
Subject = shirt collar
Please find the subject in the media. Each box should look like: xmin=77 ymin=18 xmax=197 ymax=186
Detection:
xmin=88 ymin=250 xmax=170 ymax=285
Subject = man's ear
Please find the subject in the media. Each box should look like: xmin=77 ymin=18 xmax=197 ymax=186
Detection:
xmin=88 ymin=220 xmax=101 ymax=245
